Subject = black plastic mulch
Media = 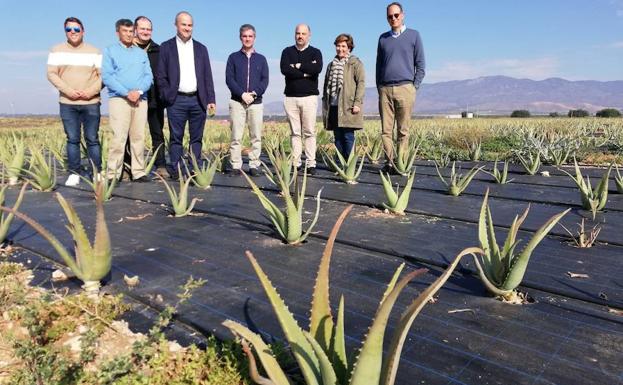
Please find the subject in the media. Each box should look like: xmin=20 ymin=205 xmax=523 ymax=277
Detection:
xmin=3 ymin=165 xmax=623 ymax=385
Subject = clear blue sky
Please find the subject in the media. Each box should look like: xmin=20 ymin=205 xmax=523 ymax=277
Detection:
xmin=0 ymin=0 xmax=622 ymax=114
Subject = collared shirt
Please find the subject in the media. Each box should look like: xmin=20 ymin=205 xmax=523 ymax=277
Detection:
xmin=101 ymin=41 xmax=152 ymax=98
xmin=390 ymin=24 xmax=407 ymax=38
xmin=296 ymin=43 xmax=310 ymax=52
xmin=176 ymin=35 xmax=197 ymax=92
xmin=242 ymin=48 xmax=255 ymax=59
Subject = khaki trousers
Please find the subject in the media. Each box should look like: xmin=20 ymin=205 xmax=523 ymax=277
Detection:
xmin=229 ymin=100 xmax=263 ymax=170
xmin=284 ymin=95 xmax=318 ymax=167
xmin=107 ymin=98 xmax=147 ymax=179
xmin=378 ymin=84 xmax=416 ymax=163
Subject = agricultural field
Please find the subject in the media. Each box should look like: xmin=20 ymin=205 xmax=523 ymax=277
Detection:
xmin=0 ymin=116 xmax=622 ymax=384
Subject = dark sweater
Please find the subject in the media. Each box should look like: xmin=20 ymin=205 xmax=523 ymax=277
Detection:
xmin=280 ymin=45 xmax=323 ymax=97
xmin=375 ymin=28 xmax=425 ymax=89
xmin=136 ymin=40 xmax=163 ymax=108
xmin=225 ymin=50 xmax=269 ymax=104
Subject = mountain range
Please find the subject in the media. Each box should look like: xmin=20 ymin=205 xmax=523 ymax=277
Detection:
xmin=263 ymin=76 xmax=623 ymax=116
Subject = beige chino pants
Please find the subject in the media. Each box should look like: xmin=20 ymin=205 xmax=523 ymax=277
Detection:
xmin=378 ymin=83 xmax=416 ymax=164
xmin=229 ymin=100 xmax=263 ymax=170
xmin=107 ymin=98 xmax=147 ymax=179
xmin=284 ymin=95 xmax=318 ymax=168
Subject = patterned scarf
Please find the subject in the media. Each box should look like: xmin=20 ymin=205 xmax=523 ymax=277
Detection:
xmin=328 ymin=55 xmax=349 ymax=99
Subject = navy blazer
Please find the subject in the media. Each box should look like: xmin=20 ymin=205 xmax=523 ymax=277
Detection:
xmin=156 ymin=37 xmax=216 ymax=110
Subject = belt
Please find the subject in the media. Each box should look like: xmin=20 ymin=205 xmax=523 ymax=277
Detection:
xmin=177 ymin=91 xmax=197 ymax=97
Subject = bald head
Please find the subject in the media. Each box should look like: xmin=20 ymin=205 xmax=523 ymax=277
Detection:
xmin=294 ymin=24 xmax=311 ymax=48
xmin=175 ymin=11 xmax=193 ymax=42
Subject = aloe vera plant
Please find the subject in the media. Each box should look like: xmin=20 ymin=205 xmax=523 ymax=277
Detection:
xmin=80 ymin=162 xmax=117 ymax=202
xmin=392 ymin=142 xmax=418 ymax=176
xmin=21 ymin=146 xmax=56 ymax=192
xmin=263 ymin=141 xmax=295 ymax=188
xmin=223 ymin=206 xmax=482 ymax=385
xmin=144 ymin=143 xmax=164 ymax=176
xmin=485 ymin=159 xmax=513 ymax=184
xmin=243 ymin=166 xmax=320 ymax=245
xmin=155 ymin=165 xmax=199 ymax=217
xmin=433 ymin=148 xmax=452 ymax=168
xmin=0 ymin=182 xmax=111 ymax=298
xmin=321 ymin=142 xmax=365 ymax=184
xmin=435 ymin=162 xmax=483 ymax=196
xmin=614 ymin=164 xmax=623 ymax=194
xmin=364 ymin=133 xmax=383 ymax=164
xmin=560 ymin=159 xmax=611 ymax=219
xmin=473 ymin=189 xmax=569 ymax=300
xmin=0 ymin=183 xmax=27 ymax=244
xmin=190 ymin=151 xmax=222 ymax=189
xmin=465 ymin=138 xmax=482 ymax=161
xmin=516 ymin=151 xmax=541 ymax=175
xmin=3 ymin=135 xmax=25 ymax=185
xmin=380 ymin=170 xmax=415 ymax=215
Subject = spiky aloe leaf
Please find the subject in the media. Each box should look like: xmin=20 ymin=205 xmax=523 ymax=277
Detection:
xmin=243 ymin=171 xmax=288 ymax=240
xmin=21 ymin=148 xmax=56 ymax=192
xmin=144 ymin=143 xmax=164 ymax=175
xmin=615 ymin=164 xmax=623 ymax=193
xmin=501 ymin=207 xmax=570 ymax=291
xmin=452 ymin=165 xmax=483 ymax=196
xmin=517 ymin=152 xmax=540 ymax=175
xmin=222 ymin=320 xmax=291 ymax=385
xmin=310 ymin=205 xmax=353 ymax=351
xmin=303 ymin=331 xmax=338 ymax=385
xmin=0 ymin=183 xmax=27 ymax=243
xmin=380 ymin=172 xmax=399 ymax=208
xmin=191 ymin=151 xmax=220 ymax=189
xmin=245 ymin=251 xmax=321 ymax=385
xmin=381 ymin=247 xmax=484 ymax=385
xmin=394 ymin=171 xmax=415 ymax=214
xmin=349 ymin=268 xmax=427 ymax=385
xmin=156 ymin=168 xmax=198 ymax=217
xmin=0 ymin=188 xmax=111 ymax=285
xmin=7 ymin=135 xmax=25 ymax=184
xmin=330 ymin=295 xmax=347 ymax=385
xmin=296 ymin=188 xmax=322 ymax=245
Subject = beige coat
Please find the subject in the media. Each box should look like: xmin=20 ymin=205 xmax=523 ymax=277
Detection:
xmin=322 ymin=55 xmax=365 ymax=130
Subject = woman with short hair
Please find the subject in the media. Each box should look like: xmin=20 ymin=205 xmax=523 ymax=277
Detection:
xmin=322 ymin=33 xmax=365 ymax=159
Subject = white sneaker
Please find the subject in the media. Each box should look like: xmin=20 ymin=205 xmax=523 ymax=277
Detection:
xmin=64 ymin=174 xmax=81 ymax=187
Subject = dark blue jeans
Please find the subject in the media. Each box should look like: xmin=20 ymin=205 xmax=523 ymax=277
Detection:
xmin=334 ymin=128 xmax=355 ymax=159
xmin=328 ymin=106 xmax=355 ymax=159
xmin=59 ymin=103 xmax=102 ymax=173
xmin=166 ymin=95 xmax=206 ymax=174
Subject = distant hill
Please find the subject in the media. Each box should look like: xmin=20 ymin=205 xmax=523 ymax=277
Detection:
xmin=263 ymin=76 xmax=623 ymax=115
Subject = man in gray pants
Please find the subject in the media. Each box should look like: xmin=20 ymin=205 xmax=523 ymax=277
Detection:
xmin=376 ymin=2 xmax=425 ymax=174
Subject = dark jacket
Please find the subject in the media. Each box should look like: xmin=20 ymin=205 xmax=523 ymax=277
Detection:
xmin=322 ymin=55 xmax=365 ymax=130
xmin=156 ymin=37 xmax=215 ymax=110
xmin=225 ymin=50 xmax=269 ymax=104
xmin=280 ymin=45 xmax=322 ymax=97
xmin=136 ymin=40 xmax=163 ymax=109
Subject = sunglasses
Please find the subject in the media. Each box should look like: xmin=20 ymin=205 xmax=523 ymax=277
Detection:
xmin=65 ymin=26 xmax=82 ymax=33
xmin=387 ymin=13 xmax=401 ymax=20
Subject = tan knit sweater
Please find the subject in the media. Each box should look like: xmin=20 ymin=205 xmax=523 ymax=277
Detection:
xmin=47 ymin=41 xmax=102 ymax=104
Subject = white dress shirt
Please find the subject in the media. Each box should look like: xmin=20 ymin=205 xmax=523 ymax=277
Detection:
xmin=176 ymin=35 xmax=197 ymax=92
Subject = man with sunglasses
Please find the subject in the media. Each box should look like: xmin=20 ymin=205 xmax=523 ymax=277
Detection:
xmin=47 ymin=17 xmax=103 ymax=186
xmin=376 ymin=2 xmax=425 ymax=174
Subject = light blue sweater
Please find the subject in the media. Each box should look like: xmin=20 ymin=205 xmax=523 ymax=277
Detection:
xmin=375 ymin=28 xmax=425 ymax=89
xmin=102 ymin=42 xmax=152 ymax=98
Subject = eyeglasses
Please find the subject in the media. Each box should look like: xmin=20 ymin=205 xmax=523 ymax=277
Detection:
xmin=65 ymin=26 xmax=82 ymax=33
xmin=387 ymin=13 xmax=401 ymax=20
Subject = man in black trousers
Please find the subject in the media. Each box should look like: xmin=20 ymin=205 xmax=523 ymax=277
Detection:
xmin=133 ymin=15 xmax=167 ymax=177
